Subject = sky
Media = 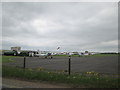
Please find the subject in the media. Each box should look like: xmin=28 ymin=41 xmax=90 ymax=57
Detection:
xmin=2 ymin=2 xmax=118 ymax=52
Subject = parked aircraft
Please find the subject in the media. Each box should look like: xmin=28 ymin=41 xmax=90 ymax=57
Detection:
xmin=35 ymin=52 xmax=53 ymax=58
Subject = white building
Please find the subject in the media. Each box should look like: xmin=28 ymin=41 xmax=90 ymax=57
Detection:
xmin=11 ymin=47 xmax=21 ymax=51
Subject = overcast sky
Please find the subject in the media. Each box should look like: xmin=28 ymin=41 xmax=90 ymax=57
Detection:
xmin=2 ymin=2 xmax=118 ymax=52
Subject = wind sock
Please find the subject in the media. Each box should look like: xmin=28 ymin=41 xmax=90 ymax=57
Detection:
xmin=57 ymin=47 xmax=60 ymax=50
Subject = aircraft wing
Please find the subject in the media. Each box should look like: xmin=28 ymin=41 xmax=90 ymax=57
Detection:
xmin=35 ymin=54 xmax=48 ymax=56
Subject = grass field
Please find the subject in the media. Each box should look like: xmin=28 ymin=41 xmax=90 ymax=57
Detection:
xmin=85 ymin=54 xmax=118 ymax=56
xmin=1 ymin=56 xmax=16 ymax=63
xmin=2 ymin=55 xmax=119 ymax=88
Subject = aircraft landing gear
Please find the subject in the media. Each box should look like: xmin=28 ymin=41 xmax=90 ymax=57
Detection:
xmin=51 ymin=56 xmax=53 ymax=59
xmin=45 ymin=56 xmax=47 ymax=58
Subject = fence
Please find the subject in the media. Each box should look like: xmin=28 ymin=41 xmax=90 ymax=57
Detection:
xmin=23 ymin=56 xmax=72 ymax=75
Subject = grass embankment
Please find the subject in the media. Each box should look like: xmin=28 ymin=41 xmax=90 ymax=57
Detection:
xmin=2 ymin=55 xmax=119 ymax=88
xmin=3 ymin=66 xmax=119 ymax=88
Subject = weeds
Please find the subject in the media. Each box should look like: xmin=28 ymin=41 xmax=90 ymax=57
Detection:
xmin=2 ymin=66 xmax=119 ymax=88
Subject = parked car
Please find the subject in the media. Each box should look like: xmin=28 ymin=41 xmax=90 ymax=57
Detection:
xmin=4 ymin=51 xmax=18 ymax=56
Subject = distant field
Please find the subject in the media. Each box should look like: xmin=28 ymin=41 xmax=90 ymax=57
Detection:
xmin=83 ymin=54 xmax=118 ymax=57
xmin=54 ymin=54 xmax=118 ymax=57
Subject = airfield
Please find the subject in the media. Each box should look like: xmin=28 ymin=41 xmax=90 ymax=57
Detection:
xmin=3 ymin=55 xmax=118 ymax=74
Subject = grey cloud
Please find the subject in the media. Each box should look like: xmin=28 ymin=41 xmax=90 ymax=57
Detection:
xmin=2 ymin=2 xmax=118 ymax=52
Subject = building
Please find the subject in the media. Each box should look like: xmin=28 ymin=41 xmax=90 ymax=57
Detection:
xmin=11 ymin=47 xmax=21 ymax=51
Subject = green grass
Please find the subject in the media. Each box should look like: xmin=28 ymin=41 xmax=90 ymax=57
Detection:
xmin=2 ymin=55 xmax=119 ymax=88
xmin=90 ymin=54 xmax=118 ymax=56
xmin=75 ymin=54 xmax=118 ymax=57
xmin=82 ymin=54 xmax=118 ymax=57
xmin=1 ymin=56 xmax=17 ymax=63
xmin=2 ymin=66 xmax=119 ymax=88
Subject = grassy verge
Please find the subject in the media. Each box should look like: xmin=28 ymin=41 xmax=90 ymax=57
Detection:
xmin=2 ymin=66 xmax=119 ymax=88
xmin=1 ymin=56 xmax=17 ymax=63
xmin=85 ymin=54 xmax=118 ymax=57
xmin=2 ymin=55 xmax=119 ymax=88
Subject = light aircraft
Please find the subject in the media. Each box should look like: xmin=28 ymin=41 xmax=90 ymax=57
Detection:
xmin=35 ymin=52 xmax=53 ymax=58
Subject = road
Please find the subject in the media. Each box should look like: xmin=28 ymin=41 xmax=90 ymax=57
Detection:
xmin=3 ymin=56 xmax=118 ymax=74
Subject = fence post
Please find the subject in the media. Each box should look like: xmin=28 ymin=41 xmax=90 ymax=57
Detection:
xmin=68 ymin=56 xmax=71 ymax=75
xmin=23 ymin=56 xmax=26 ymax=69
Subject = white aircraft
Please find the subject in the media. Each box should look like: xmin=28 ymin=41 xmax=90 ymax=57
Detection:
xmin=35 ymin=53 xmax=47 ymax=56
xmin=35 ymin=52 xmax=53 ymax=58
